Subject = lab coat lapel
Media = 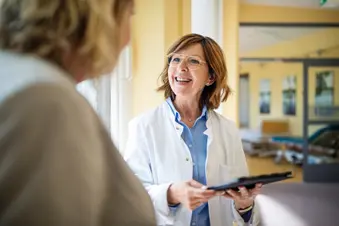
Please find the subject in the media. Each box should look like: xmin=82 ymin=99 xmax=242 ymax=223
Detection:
xmin=204 ymin=111 xmax=214 ymax=151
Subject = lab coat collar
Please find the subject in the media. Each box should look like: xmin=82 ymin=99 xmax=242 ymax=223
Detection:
xmin=165 ymin=97 xmax=208 ymax=122
xmin=163 ymin=98 xmax=213 ymax=147
xmin=163 ymin=100 xmax=184 ymax=136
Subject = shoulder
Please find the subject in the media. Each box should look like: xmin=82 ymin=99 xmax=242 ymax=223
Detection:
xmin=0 ymin=51 xmax=76 ymax=105
xmin=209 ymin=110 xmax=238 ymax=131
xmin=1 ymin=82 xmax=93 ymax=124
xmin=0 ymin=83 xmax=100 ymax=161
xmin=208 ymin=110 xmax=242 ymax=140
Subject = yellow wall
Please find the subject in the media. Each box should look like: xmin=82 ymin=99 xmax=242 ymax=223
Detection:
xmin=132 ymin=0 xmax=191 ymax=117
xmin=132 ymin=0 xmax=164 ymax=116
xmin=182 ymin=0 xmax=191 ymax=37
xmin=240 ymin=4 xmax=339 ymax=23
xmin=240 ymin=62 xmax=339 ymax=136
xmin=222 ymin=0 xmax=240 ymax=123
xmin=164 ymin=0 xmax=191 ymax=53
xmin=241 ymin=62 xmax=303 ymax=135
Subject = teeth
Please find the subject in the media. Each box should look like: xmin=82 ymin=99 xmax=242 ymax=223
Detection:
xmin=176 ymin=77 xmax=191 ymax=82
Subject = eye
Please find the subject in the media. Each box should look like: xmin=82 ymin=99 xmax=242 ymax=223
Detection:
xmin=171 ymin=57 xmax=181 ymax=63
xmin=188 ymin=57 xmax=200 ymax=65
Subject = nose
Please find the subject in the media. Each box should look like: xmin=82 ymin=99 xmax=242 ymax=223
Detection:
xmin=178 ymin=59 xmax=188 ymax=72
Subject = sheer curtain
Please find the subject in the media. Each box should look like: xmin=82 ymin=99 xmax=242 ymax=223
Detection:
xmin=76 ymin=46 xmax=133 ymax=152
xmin=110 ymin=46 xmax=133 ymax=152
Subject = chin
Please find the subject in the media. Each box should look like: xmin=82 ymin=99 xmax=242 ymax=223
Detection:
xmin=174 ymin=92 xmax=195 ymax=100
xmin=172 ymin=89 xmax=187 ymax=96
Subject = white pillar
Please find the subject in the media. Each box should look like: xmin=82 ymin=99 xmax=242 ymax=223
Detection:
xmin=191 ymin=0 xmax=223 ymax=113
xmin=191 ymin=0 xmax=223 ymax=46
xmin=222 ymin=0 xmax=240 ymax=124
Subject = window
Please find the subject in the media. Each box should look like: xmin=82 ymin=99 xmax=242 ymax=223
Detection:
xmin=76 ymin=80 xmax=98 ymax=111
xmin=76 ymin=46 xmax=132 ymax=152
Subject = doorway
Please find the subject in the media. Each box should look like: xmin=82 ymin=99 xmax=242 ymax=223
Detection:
xmin=239 ymin=74 xmax=250 ymax=128
xmin=303 ymin=58 xmax=339 ymax=182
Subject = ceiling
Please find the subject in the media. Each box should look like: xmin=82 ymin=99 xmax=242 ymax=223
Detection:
xmin=239 ymin=1 xmax=339 ymax=55
xmin=239 ymin=26 xmax=328 ymax=54
xmin=242 ymin=0 xmax=334 ymax=9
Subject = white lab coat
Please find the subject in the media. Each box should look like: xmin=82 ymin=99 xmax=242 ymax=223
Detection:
xmin=124 ymin=102 xmax=260 ymax=226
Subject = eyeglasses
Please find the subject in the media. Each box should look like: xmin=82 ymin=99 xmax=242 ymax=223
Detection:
xmin=168 ymin=54 xmax=207 ymax=71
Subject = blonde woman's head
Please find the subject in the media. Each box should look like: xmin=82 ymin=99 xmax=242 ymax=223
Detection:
xmin=0 ymin=0 xmax=134 ymax=79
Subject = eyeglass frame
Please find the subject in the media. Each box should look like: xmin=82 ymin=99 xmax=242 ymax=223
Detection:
xmin=167 ymin=53 xmax=208 ymax=71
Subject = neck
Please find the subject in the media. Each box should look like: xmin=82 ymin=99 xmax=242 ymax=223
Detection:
xmin=62 ymin=51 xmax=88 ymax=84
xmin=173 ymin=95 xmax=201 ymax=122
xmin=66 ymin=62 xmax=87 ymax=83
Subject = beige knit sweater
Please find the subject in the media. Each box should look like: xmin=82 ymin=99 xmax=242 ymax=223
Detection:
xmin=0 ymin=51 xmax=156 ymax=226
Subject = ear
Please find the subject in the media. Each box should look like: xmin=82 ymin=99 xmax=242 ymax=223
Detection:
xmin=206 ymin=74 xmax=215 ymax=86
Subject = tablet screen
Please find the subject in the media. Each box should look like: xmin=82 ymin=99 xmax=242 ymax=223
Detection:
xmin=208 ymin=171 xmax=293 ymax=191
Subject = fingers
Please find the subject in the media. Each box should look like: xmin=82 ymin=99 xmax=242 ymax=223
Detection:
xmin=226 ymin=189 xmax=241 ymax=199
xmin=256 ymin=183 xmax=263 ymax=189
xmin=189 ymin=200 xmax=203 ymax=210
xmin=185 ymin=181 xmax=217 ymax=210
xmin=189 ymin=194 xmax=209 ymax=203
xmin=186 ymin=180 xmax=234 ymax=210
xmin=250 ymin=183 xmax=262 ymax=198
xmin=215 ymin=190 xmax=226 ymax=196
xmin=251 ymin=183 xmax=262 ymax=192
xmin=222 ymin=193 xmax=233 ymax=199
xmin=189 ymin=180 xmax=216 ymax=198
xmin=226 ymin=187 xmax=251 ymax=200
xmin=188 ymin=180 xmax=204 ymax=188
xmin=191 ymin=188 xmax=215 ymax=201
xmin=226 ymin=184 xmax=263 ymax=200
xmin=239 ymin=187 xmax=250 ymax=199
xmin=186 ymin=191 xmax=208 ymax=210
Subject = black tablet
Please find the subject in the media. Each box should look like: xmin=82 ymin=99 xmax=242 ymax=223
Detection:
xmin=207 ymin=171 xmax=293 ymax=191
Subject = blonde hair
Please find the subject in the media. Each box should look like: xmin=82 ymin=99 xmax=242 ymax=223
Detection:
xmin=157 ymin=33 xmax=231 ymax=110
xmin=0 ymin=0 xmax=133 ymax=77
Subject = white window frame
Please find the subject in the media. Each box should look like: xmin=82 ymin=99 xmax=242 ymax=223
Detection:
xmin=76 ymin=45 xmax=133 ymax=152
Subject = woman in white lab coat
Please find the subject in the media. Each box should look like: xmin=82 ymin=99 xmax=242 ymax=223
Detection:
xmin=124 ymin=34 xmax=261 ymax=226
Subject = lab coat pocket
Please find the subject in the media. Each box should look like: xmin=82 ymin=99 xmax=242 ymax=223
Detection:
xmin=218 ymin=164 xmax=246 ymax=184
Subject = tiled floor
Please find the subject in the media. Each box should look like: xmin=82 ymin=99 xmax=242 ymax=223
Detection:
xmin=245 ymin=154 xmax=303 ymax=182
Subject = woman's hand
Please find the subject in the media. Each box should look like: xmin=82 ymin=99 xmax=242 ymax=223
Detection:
xmin=224 ymin=183 xmax=262 ymax=210
xmin=167 ymin=180 xmax=222 ymax=210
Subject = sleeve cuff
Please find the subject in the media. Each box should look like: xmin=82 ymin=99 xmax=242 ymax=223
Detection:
xmin=169 ymin=204 xmax=180 ymax=215
xmin=231 ymin=201 xmax=253 ymax=226
xmin=149 ymin=182 xmax=176 ymax=225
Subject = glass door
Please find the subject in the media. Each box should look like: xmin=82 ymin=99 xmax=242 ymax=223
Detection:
xmin=303 ymin=59 xmax=339 ymax=182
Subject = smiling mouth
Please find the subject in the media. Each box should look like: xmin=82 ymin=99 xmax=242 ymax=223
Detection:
xmin=175 ymin=77 xmax=192 ymax=83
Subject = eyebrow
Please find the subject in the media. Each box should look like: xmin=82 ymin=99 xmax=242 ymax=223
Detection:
xmin=172 ymin=53 xmax=204 ymax=59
